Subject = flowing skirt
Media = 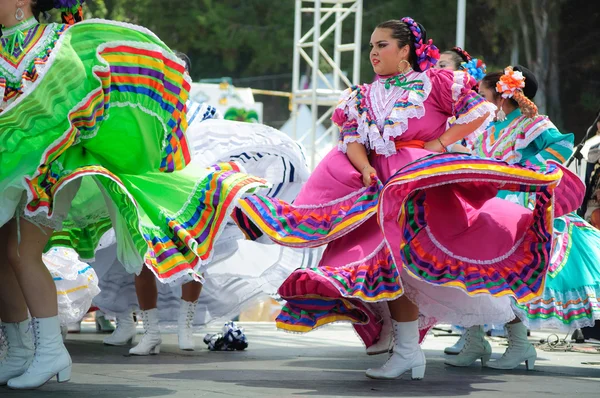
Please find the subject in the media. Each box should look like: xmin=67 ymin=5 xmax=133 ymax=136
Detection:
xmin=234 ymin=148 xmax=583 ymax=348
xmin=49 ymin=119 xmax=314 ymax=324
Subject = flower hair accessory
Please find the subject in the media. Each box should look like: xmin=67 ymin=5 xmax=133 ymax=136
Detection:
xmin=461 ymin=58 xmax=487 ymax=82
xmin=54 ymin=0 xmax=85 ymax=25
xmin=401 ymin=16 xmax=440 ymax=71
xmin=496 ymin=66 xmax=525 ymax=98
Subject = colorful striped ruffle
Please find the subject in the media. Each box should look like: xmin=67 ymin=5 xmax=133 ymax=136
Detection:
xmin=470 ymin=112 xmax=572 ymax=167
xmin=380 ymin=153 xmax=583 ymax=304
xmin=2 ymin=20 xmax=270 ymax=283
xmin=513 ymin=286 xmax=600 ymax=331
xmin=97 ymin=42 xmax=191 ymax=172
xmin=512 ymin=214 xmax=600 ymax=330
xmin=267 ymin=153 xmax=583 ymax=343
xmin=235 ymin=181 xmax=381 ymax=248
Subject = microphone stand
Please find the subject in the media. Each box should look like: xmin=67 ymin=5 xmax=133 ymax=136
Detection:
xmin=566 ymin=108 xmax=600 ymax=168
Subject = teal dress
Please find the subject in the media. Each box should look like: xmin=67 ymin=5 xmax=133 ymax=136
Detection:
xmin=472 ymin=109 xmax=600 ymax=330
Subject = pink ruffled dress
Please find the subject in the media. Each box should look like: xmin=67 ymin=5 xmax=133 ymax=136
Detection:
xmin=234 ymin=69 xmax=583 ymax=348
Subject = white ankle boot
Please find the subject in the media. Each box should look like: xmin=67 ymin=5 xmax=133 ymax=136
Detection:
xmin=0 ymin=320 xmax=34 ymax=385
xmin=366 ymin=304 xmax=392 ymax=356
xmin=129 ymin=309 xmax=161 ymax=356
xmin=178 ymin=300 xmax=198 ymax=351
xmin=487 ymin=322 xmax=536 ymax=370
xmin=444 ymin=332 xmax=466 ymax=355
xmin=365 ymin=320 xmax=426 ymax=380
xmin=8 ymin=316 xmax=72 ymax=389
xmin=445 ymin=325 xmax=491 ymax=367
xmin=95 ymin=311 xmax=115 ymax=333
xmin=103 ymin=313 xmax=137 ymax=346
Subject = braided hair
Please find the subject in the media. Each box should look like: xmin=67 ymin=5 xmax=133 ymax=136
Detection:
xmin=376 ymin=17 xmax=439 ymax=72
xmin=481 ymin=65 xmax=539 ymax=118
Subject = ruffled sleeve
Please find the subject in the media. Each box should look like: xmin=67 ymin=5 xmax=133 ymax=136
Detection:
xmin=515 ymin=118 xmax=574 ymax=168
xmin=332 ymin=85 xmax=369 ymax=153
xmin=430 ymin=70 xmax=496 ymax=147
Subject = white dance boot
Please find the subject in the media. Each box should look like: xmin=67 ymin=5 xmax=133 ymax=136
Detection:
xmin=444 ymin=333 xmax=466 ymax=355
xmin=129 ymin=309 xmax=161 ymax=356
xmin=103 ymin=313 xmax=137 ymax=346
xmin=8 ymin=316 xmax=72 ymax=389
xmin=178 ymin=300 xmax=198 ymax=351
xmin=366 ymin=304 xmax=392 ymax=356
xmin=365 ymin=320 xmax=426 ymax=380
xmin=445 ymin=326 xmax=491 ymax=367
xmin=95 ymin=311 xmax=115 ymax=333
xmin=487 ymin=322 xmax=536 ymax=370
xmin=0 ymin=320 xmax=34 ymax=385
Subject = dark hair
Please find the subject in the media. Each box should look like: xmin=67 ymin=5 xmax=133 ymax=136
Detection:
xmin=174 ymin=51 xmax=192 ymax=73
xmin=32 ymin=0 xmax=55 ymax=20
xmin=376 ymin=19 xmax=429 ymax=72
xmin=32 ymin=0 xmax=85 ymax=24
xmin=442 ymin=47 xmax=471 ymax=70
xmin=481 ymin=66 xmax=539 ymax=118
xmin=441 ymin=51 xmax=464 ymax=70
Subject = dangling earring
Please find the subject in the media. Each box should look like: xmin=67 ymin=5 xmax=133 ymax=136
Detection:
xmin=397 ymin=59 xmax=411 ymax=75
xmin=496 ymin=99 xmax=506 ymax=122
xmin=15 ymin=1 xmax=25 ymax=21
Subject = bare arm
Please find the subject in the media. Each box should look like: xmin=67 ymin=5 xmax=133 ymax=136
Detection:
xmin=346 ymin=142 xmax=377 ymax=187
xmin=425 ymin=113 xmax=490 ymax=152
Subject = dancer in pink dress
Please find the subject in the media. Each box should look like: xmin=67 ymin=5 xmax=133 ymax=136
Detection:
xmin=234 ymin=17 xmax=583 ymax=380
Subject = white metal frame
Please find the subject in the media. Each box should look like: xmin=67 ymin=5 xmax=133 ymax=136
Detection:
xmin=291 ymin=0 xmax=363 ymax=169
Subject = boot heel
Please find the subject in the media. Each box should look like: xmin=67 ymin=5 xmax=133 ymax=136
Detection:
xmin=481 ymin=354 xmax=491 ymax=366
xmin=56 ymin=366 xmax=71 ymax=383
xmin=411 ymin=365 xmax=426 ymax=380
xmin=150 ymin=345 xmax=161 ymax=355
xmin=525 ymin=356 xmax=535 ymax=370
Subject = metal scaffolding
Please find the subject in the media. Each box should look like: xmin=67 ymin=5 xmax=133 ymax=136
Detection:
xmin=291 ymin=0 xmax=363 ymax=169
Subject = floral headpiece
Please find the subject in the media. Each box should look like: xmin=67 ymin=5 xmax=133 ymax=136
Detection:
xmin=496 ymin=66 xmax=526 ymax=98
xmin=461 ymin=58 xmax=487 ymax=82
xmin=401 ymin=17 xmax=439 ymax=71
xmin=54 ymin=0 xmax=85 ymax=25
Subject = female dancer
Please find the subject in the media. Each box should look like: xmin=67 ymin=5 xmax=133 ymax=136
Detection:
xmin=233 ymin=17 xmax=583 ymax=380
xmin=446 ymin=66 xmax=600 ymax=370
xmin=437 ymin=47 xmax=486 ymax=84
xmin=436 ymin=46 xmax=491 ymax=355
xmin=0 ymin=0 xmax=265 ymax=389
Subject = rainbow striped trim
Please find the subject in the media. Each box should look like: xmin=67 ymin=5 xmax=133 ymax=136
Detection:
xmin=43 ymin=162 xmax=267 ymax=282
xmin=513 ymin=287 xmax=600 ymax=329
xmin=97 ymin=44 xmax=191 ymax=172
xmin=379 ymin=153 xmax=571 ymax=303
xmin=236 ymin=180 xmax=381 ymax=248
xmin=472 ymin=114 xmax=569 ymax=165
xmin=0 ymin=24 xmax=69 ymax=107
xmin=312 ymin=242 xmax=402 ymax=302
xmin=276 ymin=297 xmax=369 ymax=333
